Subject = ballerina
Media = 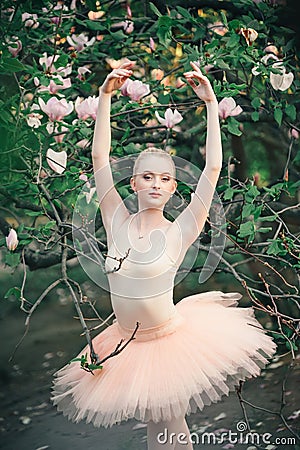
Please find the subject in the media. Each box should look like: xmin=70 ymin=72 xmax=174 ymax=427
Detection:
xmin=52 ymin=60 xmax=276 ymax=450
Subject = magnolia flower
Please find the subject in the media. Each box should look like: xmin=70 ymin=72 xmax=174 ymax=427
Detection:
xmin=22 ymin=12 xmax=39 ymax=28
xmin=239 ymin=27 xmax=258 ymax=46
xmin=35 ymin=76 xmax=71 ymax=94
xmin=42 ymin=4 xmax=68 ymax=24
xmin=106 ymin=57 xmax=130 ymax=69
xmin=270 ymin=62 xmax=294 ymax=91
xmin=46 ymin=148 xmax=67 ymax=174
xmin=111 ymin=20 xmax=134 ymax=34
xmin=207 ymin=21 xmax=228 ymax=36
xmin=7 ymin=37 xmax=22 ymax=57
xmin=75 ymin=96 xmax=99 ymax=120
xmin=79 ymin=174 xmax=96 ymax=204
xmin=88 ymin=10 xmax=105 ymax=20
xmin=6 ymin=229 xmax=18 ymax=251
xmin=120 ymin=79 xmax=150 ymax=102
xmin=67 ymin=33 xmax=95 ymax=52
xmin=77 ymin=66 xmax=91 ymax=80
xmin=290 ymin=128 xmax=299 ymax=139
xmin=26 ymin=112 xmax=43 ymax=128
xmin=149 ymin=37 xmax=156 ymax=52
xmin=39 ymin=97 xmax=74 ymax=121
xmin=218 ymin=97 xmax=243 ymax=119
xmin=46 ymin=123 xmax=68 ymax=143
xmin=39 ymin=52 xmax=72 ymax=77
xmin=76 ymin=139 xmax=90 ymax=149
xmin=155 ymin=108 xmax=183 ymax=129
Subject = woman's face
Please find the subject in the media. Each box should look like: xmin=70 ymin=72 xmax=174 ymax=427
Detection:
xmin=130 ymin=155 xmax=177 ymax=208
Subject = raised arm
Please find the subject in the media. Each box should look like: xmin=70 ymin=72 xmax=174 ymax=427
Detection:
xmin=171 ymin=63 xmax=222 ymax=253
xmin=92 ymin=61 xmax=135 ymax=241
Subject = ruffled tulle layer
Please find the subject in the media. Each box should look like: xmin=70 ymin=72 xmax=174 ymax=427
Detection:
xmin=52 ymin=291 xmax=276 ymax=428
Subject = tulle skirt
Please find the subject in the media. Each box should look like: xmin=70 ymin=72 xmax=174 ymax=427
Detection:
xmin=52 ymin=291 xmax=276 ymax=428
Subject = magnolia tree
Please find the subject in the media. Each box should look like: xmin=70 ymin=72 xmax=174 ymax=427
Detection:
xmin=0 ymin=0 xmax=299 ymax=432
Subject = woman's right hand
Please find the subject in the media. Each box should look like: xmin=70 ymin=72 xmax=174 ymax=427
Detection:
xmin=100 ymin=60 xmax=135 ymax=94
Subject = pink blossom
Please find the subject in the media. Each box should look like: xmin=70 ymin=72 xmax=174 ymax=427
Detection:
xmin=270 ymin=62 xmax=294 ymax=91
xmin=106 ymin=57 xmax=130 ymax=69
xmin=88 ymin=10 xmax=105 ymax=20
xmin=6 ymin=229 xmax=18 ymax=251
xmin=149 ymin=37 xmax=156 ymax=52
xmin=39 ymin=52 xmax=72 ymax=77
xmin=26 ymin=112 xmax=43 ymax=128
xmin=75 ymin=96 xmax=99 ymax=120
xmin=22 ymin=12 xmax=39 ymax=28
xmin=46 ymin=148 xmax=67 ymax=174
xmin=207 ymin=21 xmax=228 ymax=36
xmin=46 ymin=123 xmax=68 ymax=143
xmin=39 ymin=97 xmax=74 ymax=121
xmin=112 ymin=20 xmax=134 ymax=34
xmin=218 ymin=97 xmax=243 ymax=119
xmin=239 ymin=27 xmax=258 ymax=46
xmin=79 ymin=174 xmax=96 ymax=203
xmin=155 ymin=108 xmax=183 ymax=129
xmin=35 ymin=75 xmax=71 ymax=94
xmin=77 ymin=66 xmax=91 ymax=80
xmin=7 ymin=37 xmax=22 ymax=57
xmin=290 ymin=128 xmax=299 ymax=139
xmin=67 ymin=33 xmax=95 ymax=52
xmin=76 ymin=139 xmax=90 ymax=149
xmin=127 ymin=5 xmax=132 ymax=18
xmin=120 ymin=79 xmax=150 ymax=102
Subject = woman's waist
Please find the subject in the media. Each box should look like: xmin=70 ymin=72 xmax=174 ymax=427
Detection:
xmin=116 ymin=309 xmax=184 ymax=342
xmin=111 ymin=292 xmax=176 ymax=330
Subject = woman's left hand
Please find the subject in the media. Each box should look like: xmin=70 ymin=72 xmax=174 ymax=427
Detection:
xmin=183 ymin=62 xmax=217 ymax=103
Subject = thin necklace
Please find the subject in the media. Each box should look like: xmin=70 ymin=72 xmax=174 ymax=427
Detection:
xmin=135 ymin=213 xmax=165 ymax=239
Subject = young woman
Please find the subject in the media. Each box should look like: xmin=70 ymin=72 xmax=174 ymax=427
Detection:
xmin=52 ymin=61 xmax=276 ymax=449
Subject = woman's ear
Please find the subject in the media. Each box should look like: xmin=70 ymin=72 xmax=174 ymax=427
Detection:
xmin=130 ymin=176 xmax=136 ymax=192
xmin=172 ymin=179 xmax=177 ymax=194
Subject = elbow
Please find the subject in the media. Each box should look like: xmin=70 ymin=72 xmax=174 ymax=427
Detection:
xmin=205 ymin=164 xmax=222 ymax=173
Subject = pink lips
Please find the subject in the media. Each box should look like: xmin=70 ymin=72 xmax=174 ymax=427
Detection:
xmin=149 ymin=192 xmax=162 ymax=198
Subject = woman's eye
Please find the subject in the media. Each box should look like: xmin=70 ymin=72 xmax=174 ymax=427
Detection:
xmin=143 ymin=175 xmax=152 ymax=180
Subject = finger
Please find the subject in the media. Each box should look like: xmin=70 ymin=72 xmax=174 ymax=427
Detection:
xmin=190 ymin=61 xmax=201 ymax=71
xmin=116 ymin=69 xmax=132 ymax=76
xmin=119 ymin=61 xmax=135 ymax=69
xmin=186 ymin=78 xmax=197 ymax=88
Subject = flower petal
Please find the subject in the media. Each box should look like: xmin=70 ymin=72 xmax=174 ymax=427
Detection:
xmin=46 ymin=148 xmax=67 ymax=174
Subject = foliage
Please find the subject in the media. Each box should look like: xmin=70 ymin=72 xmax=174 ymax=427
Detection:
xmin=0 ymin=0 xmax=299 ymax=373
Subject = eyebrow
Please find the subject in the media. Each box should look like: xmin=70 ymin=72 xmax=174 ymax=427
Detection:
xmin=141 ymin=171 xmax=172 ymax=175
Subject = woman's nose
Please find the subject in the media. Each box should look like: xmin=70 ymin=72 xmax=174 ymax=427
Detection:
xmin=152 ymin=176 xmax=161 ymax=189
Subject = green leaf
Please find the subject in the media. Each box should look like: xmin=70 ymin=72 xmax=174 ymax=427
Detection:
xmin=176 ymin=6 xmax=192 ymax=19
xmin=242 ymin=203 xmax=256 ymax=219
xmin=227 ymin=117 xmax=242 ymax=136
xmin=245 ymin=185 xmax=260 ymax=202
xmin=251 ymin=111 xmax=260 ymax=122
xmin=257 ymin=226 xmax=272 ymax=234
xmin=0 ymin=55 xmax=25 ymax=73
xmin=267 ymin=240 xmax=287 ymax=256
xmin=149 ymin=2 xmax=162 ymax=17
xmin=251 ymin=97 xmax=261 ymax=109
xmin=285 ymin=104 xmax=296 ymax=121
xmin=86 ymin=20 xmax=106 ymax=31
xmin=223 ymin=187 xmax=235 ymax=201
xmin=4 ymin=287 xmax=21 ymax=300
xmin=5 ymin=252 xmax=21 ymax=268
xmin=274 ymin=107 xmax=283 ymax=127
xmin=237 ymin=221 xmax=255 ymax=240
xmin=157 ymin=16 xmax=173 ymax=46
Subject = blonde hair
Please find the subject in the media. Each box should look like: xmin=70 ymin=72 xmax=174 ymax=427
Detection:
xmin=133 ymin=147 xmax=176 ymax=177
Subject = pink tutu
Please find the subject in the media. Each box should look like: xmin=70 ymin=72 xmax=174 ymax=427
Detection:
xmin=52 ymin=291 xmax=276 ymax=428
